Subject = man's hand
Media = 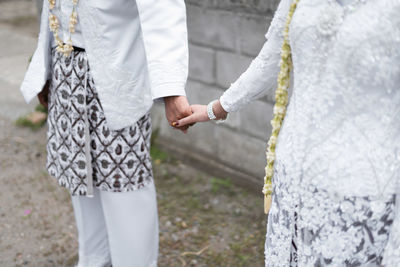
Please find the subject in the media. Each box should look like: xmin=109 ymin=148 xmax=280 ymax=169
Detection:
xmin=38 ymin=80 xmax=50 ymax=109
xmin=164 ymin=96 xmax=193 ymax=133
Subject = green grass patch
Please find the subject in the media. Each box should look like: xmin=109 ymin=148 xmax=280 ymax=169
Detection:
xmin=15 ymin=115 xmax=46 ymax=131
xmin=35 ymin=104 xmax=48 ymax=114
xmin=150 ymin=128 xmax=177 ymax=164
xmin=15 ymin=104 xmax=48 ymax=131
xmin=210 ymin=177 xmax=234 ymax=195
xmin=150 ymin=145 xmax=169 ymax=163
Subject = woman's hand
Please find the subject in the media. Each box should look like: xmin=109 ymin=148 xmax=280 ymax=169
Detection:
xmin=175 ymin=105 xmax=209 ymax=127
xmin=176 ymin=100 xmax=228 ymax=127
xmin=38 ymin=80 xmax=50 ymax=109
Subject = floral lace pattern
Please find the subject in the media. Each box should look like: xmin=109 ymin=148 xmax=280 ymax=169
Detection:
xmin=221 ymin=0 xmax=400 ymax=266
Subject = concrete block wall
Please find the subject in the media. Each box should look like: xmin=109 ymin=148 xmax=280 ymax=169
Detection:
xmin=151 ymin=0 xmax=280 ymax=189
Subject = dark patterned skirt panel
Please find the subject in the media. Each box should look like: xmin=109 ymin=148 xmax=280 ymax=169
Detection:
xmin=46 ymin=49 xmax=153 ymax=196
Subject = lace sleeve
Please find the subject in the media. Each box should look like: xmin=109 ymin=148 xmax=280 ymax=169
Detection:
xmin=219 ymin=0 xmax=292 ymax=113
xmin=382 ymin=180 xmax=400 ymax=266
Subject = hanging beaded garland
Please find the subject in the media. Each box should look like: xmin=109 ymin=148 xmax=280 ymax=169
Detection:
xmin=263 ymin=0 xmax=299 ymax=214
xmin=48 ymin=0 xmax=79 ymax=57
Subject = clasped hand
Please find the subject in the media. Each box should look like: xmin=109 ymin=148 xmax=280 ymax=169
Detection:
xmin=164 ymin=96 xmax=193 ymax=133
xmin=166 ymin=99 xmax=228 ymax=132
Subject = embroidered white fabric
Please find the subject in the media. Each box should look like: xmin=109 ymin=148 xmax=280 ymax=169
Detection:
xmin=220 ymin=0 xmax=400 ymax=266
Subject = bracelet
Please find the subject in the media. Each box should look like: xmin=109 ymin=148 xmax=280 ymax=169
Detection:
xmin=207 ymin=100 xmax=217 ymax=120
xmin=207 ymin=100 xmax=227 ymax=124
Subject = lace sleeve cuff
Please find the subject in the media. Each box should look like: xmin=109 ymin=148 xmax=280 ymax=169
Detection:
xmin=382 ymin=192 xmax=400 ymax=266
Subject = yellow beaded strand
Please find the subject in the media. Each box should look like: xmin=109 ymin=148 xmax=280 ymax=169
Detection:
xmin=264 ymin=0 xmax=299 ymax=214
xmin=48 ymin=0 xmax=79 ymax=57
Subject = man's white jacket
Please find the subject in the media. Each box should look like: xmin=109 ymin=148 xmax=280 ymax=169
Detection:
xmin=20 ymin=0 xmax=188 ymax=130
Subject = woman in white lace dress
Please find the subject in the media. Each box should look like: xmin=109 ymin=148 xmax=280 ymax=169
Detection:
xmin=177 ymin=0 xmax=400 ymax=266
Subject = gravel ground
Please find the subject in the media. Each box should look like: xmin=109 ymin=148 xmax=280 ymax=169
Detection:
xmin=0 ymin=121 xmax=78 ymax=266
xmin=0 ymin=1 xmax=267 ymax=266
xmin=0 ymin=119 xmax=266 ymax=267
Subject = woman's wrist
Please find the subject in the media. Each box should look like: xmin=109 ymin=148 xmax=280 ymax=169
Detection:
xmin=212 ymin=100 xmax=228 ymax=120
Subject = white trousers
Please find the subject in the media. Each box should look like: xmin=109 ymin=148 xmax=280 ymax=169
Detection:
xmin=71 ymin=183 xmax=159 ymax=267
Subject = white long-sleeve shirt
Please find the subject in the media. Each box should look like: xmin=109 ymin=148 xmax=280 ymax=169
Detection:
xmin=21 ymin=0 xmax=189 ymax=130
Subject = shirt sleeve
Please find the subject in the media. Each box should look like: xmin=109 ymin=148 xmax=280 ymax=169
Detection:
xmin=219 ymin=0 xmax=292 ymax=113
xmin=20 ymin=0 xmax=52 ymax=103
xmin=135 ymin=0 xmax=188 ymax=100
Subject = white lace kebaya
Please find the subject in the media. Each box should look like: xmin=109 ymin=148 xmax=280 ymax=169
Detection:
xmin=220 ymin=0 xmax=400 ymax=266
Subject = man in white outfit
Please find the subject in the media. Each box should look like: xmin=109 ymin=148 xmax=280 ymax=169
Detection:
xmin=20 ymin=0 xmax=190 ymax=266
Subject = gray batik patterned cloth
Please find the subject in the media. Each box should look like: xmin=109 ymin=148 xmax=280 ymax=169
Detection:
xmin=46 ymin=49 xmax=153 ymax=196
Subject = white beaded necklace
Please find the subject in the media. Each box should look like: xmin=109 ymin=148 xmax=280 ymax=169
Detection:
xmin=48 ymin=0 xmax=79 ymax=57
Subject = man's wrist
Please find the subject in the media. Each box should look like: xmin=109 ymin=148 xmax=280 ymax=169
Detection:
xmin=164 ymin=95 xmax=186 ymax=105
xmin=164 ymin=95 xmax=180 ymax=100
xmin=151 ymin=82 xmax=186 ymax=101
